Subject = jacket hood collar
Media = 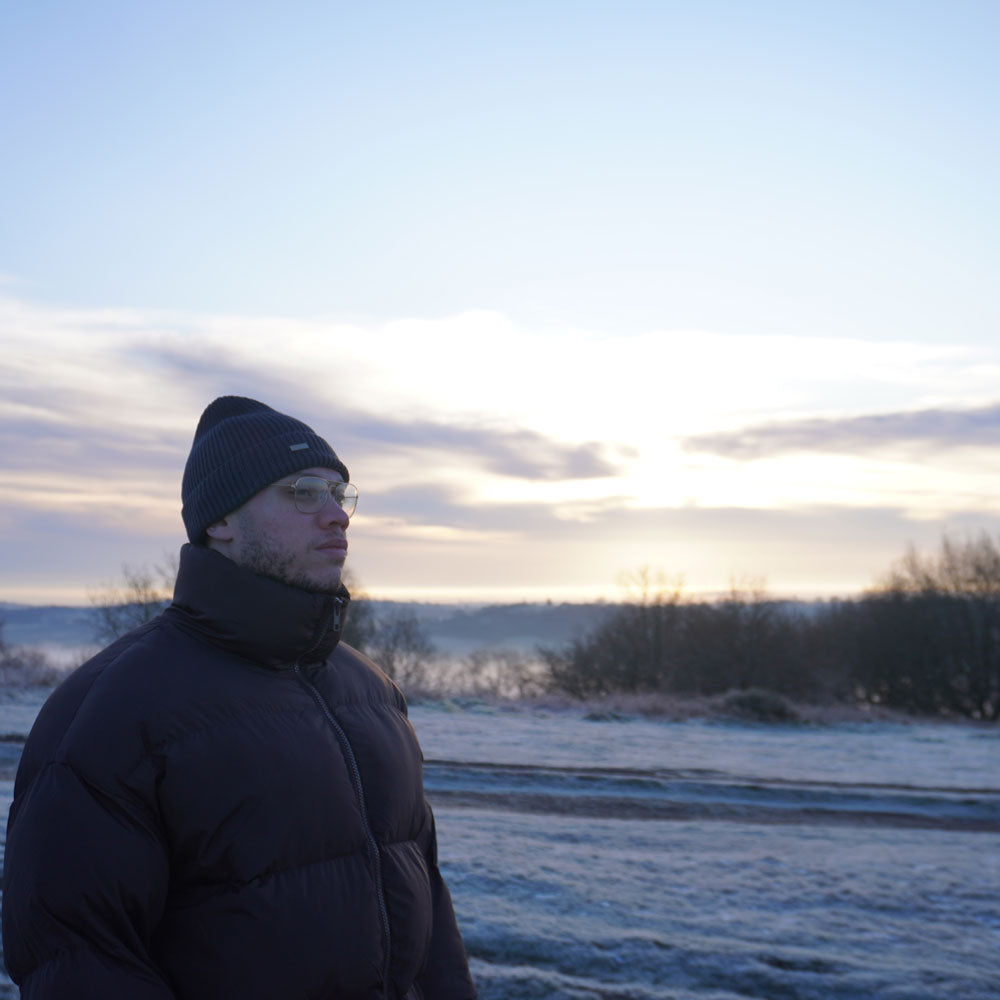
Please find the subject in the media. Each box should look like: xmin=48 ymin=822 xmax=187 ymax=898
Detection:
xmin=167 ymin=543 xmax=349 ymax=669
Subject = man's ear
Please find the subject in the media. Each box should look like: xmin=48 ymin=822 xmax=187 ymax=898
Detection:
xmin=205 ymin=517 xmax=235 ymax=542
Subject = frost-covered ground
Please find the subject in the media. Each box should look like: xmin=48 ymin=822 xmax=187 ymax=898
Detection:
xmin=412 ymin=704 xmax=999 ymax=999
xmin=1 ymin=690 xmax=998 ymax=999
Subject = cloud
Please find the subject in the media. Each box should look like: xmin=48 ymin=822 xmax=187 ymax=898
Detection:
xmin=4 ymin=291 xmax=1000 ymax=603
xmin=0 ymin=409 xmax=187 ymax=476
xmin=1 ymin=297 xmax=635 ymax=491
xmin=331 ymin=416 xmax=629 ymax=480
xmin=682 ymin=403 xmax=1000 ymax=460
xmin=348 ymin=497 xmax=1000 ymax=601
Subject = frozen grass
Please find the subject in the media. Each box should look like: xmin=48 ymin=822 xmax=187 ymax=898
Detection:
xmin=408 ymin=688 xmax=957 ymax=728
xmin=438 ymin=807 xmax=1000 ymax=1000
xmin=0 ymin=647 xmax=63 ymax=690
xmin=412 ymin=703 xmax=1000 ymax=1000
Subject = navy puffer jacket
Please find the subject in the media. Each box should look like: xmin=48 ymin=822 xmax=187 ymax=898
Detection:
xmin=2 ymin=544 xmax=476 ymax=1000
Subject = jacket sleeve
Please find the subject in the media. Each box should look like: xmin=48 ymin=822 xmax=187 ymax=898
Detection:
xmin=414 ymin=805 xmax=477 ymax=1000
xmin=2 ymin=759 xmax=175 ymax=999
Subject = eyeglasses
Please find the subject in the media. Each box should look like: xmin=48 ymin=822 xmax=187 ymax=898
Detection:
xmin=269 ymin=477 xmax=359 ymax=518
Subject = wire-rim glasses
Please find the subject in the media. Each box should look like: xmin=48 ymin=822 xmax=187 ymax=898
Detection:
xmin=270 ymin=477 xmax=359 ymax=518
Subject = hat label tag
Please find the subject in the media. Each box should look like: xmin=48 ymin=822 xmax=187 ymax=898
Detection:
xmin=290 ymin=442 xmax=309 ymax=451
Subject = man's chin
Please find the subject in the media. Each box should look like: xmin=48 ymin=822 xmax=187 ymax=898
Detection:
xmin=291 ymin=571 xmax=344 ymax=595
xmin=251 ymin=565 xmax=343 ymax=596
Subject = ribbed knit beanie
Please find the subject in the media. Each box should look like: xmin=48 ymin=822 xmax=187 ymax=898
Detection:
xmin=181 ymin=396 xmax=350 ymax=543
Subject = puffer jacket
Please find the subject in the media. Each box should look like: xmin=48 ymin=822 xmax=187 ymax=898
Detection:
xmin=2 ymin=544 xmax=476 ymax=1000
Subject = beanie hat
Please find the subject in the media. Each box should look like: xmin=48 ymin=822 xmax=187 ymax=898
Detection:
xmin=181 ymin=396 xmax=350 ymax=543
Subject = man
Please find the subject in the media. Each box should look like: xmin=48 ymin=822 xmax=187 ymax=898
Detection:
xmin=2 ymin=396 xmax=477 ymax=1000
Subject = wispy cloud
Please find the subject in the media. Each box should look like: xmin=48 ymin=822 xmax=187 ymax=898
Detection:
xmin=4 ymin=291 xmax=1000 ymax=602
xmin=682 ymin=404 xmax=1000 ymax=460
xmin=331 ymin=416 xmax=631 ymax=480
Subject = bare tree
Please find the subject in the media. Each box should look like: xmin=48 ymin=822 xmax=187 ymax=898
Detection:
xmin=339 ymin=572 xmax=436 ymax=694
xmin=366 ymin=610 xmax=435 ymax=691
xmin=681 ymin=577 xmax=802 ymax=696
xmin=460 ymin=648 xmax=547 ymax=699
xmin=857 ymin=532 xmax=1000 ymax=719
xmin=0 ymin=616 xmax=62 ymax=687
xmin=340 ymin=569 xmax=378 ymax=651
xmin=540 ymin=570 xmax=687 ymax=697
xmin=89 ymin=556 xmax=178 ymax=644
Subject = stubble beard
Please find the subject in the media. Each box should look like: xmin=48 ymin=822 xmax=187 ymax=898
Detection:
xmin=235 ymin=529 xmax=344 ymax=595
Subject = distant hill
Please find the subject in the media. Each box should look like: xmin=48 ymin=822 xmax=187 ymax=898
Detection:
xmin=0 ymin=602 xmax=103 ymax=650
xmin=368 ymin=600 xmax=614 ymax=654
xmin=0 ymin=599 xmax=614 ymax=657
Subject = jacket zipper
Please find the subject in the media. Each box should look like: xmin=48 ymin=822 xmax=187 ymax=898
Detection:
xmin=294 ymin=647 xmax=393 ymax=997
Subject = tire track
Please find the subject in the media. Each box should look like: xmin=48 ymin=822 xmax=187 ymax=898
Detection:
xmin=422 ymin=759 xmax=1000 ymax=832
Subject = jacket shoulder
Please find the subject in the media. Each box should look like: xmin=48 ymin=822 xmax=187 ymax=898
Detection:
xmin=15 ymin=619 xmax=168 ymax=787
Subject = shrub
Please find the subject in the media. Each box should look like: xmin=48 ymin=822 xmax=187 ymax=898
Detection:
xmin=715 ymin=688 xmax=800 ymax=723
xmin=0 ymin=636 xmax=62 ymax=688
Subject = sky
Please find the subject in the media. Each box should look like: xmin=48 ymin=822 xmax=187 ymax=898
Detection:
xmin=1 ymin=1 xmax=999 ymax=606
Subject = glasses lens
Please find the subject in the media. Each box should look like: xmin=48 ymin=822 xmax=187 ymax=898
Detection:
xmin=288 ymin=478 xmax=358 ymax=517
xmin=292 ymin=477 xmax=329 ymax=513
xmin=334 ymin=482 xmax=359 ymax=518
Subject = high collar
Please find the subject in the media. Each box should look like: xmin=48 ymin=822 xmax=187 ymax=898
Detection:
xmin=166 ymin=543 xmax=349 ymax=670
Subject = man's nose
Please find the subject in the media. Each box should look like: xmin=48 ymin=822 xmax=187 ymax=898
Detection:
xmin=317 ymin=496 xmax=350 ymax=527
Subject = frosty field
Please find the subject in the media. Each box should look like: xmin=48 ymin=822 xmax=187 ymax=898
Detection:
xmin=1 ymin=689 xmax=998 ymax=999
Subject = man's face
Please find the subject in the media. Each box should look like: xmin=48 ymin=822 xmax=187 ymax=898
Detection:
xmin=221 ymin=466 xmax=350 ymax=594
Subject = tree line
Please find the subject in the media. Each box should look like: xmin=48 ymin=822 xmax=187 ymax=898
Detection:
xmin=539 ymin=535 xmax=1000 ymax=720
xmin=5 ymin=533 xmax=999 ymax=720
